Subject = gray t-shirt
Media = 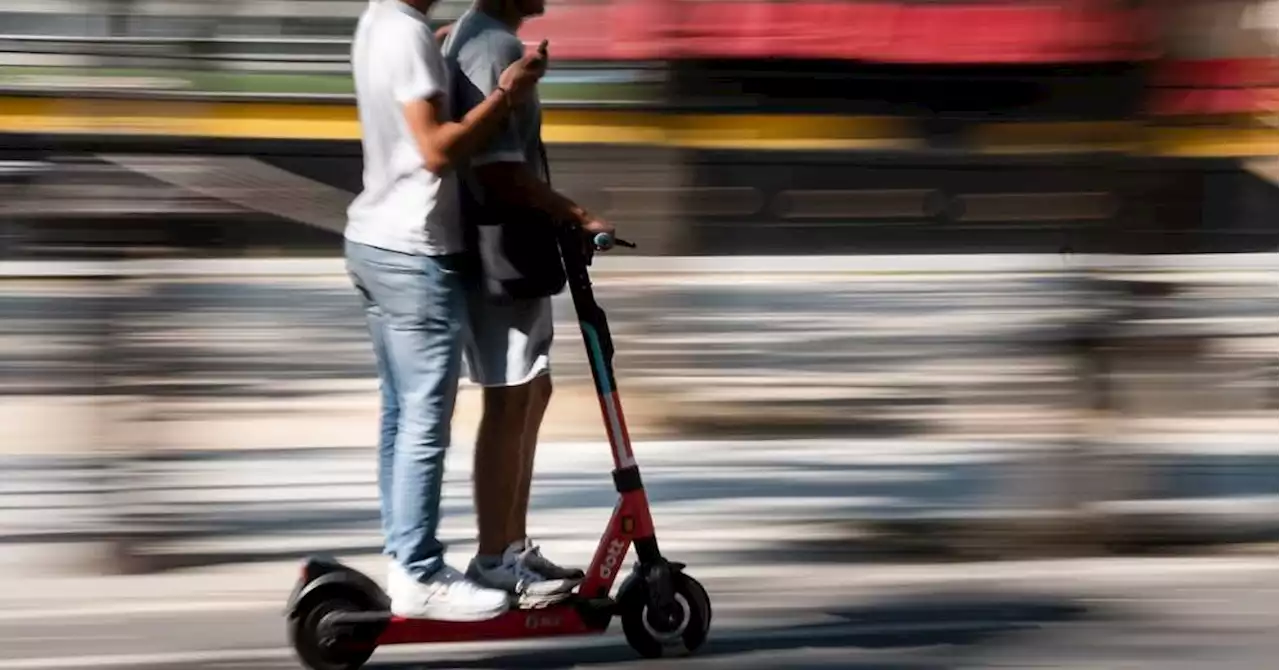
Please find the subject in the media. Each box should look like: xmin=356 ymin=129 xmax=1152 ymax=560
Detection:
xmin=442 ymin=8 xmax=546 ymax=211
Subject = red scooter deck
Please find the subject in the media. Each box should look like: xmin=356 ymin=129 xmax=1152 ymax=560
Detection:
xmin=377 ymin=603 xmax=602 ymax=645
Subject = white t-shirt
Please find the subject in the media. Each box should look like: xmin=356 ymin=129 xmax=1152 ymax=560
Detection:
xmin=345 ymin=0 xmax=463 ymax=257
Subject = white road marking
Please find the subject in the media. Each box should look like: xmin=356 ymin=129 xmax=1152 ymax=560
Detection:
xmin=0 ymin=601 xmax=284 ymax=622
xmin=0 ymin=648 xmax=295 ymax=670
xmin=7 ymin=634 xmax=126 ymax=643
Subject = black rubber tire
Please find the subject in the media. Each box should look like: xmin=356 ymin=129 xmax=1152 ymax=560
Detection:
xmin=287 ymin=590 xmax=377 ymax=670
xmin=619 ymin=571 xmax=712 ymax=658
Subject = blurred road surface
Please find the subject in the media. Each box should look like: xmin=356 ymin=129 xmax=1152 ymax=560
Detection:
xmin=6 ymin=265 xmax=1094 ymax=395
xmin=3 ymin=256 xmax=1275 ymax=446
xmin=0 ymin=256 xmax=1274 ymax=574
xmin=0 ymin=256 xmax=1274 ymax=669
xmin=1 ymin=437 xmax=1274 ymax=570
xmin=0 ymin=553 xmax=1273 ymax=669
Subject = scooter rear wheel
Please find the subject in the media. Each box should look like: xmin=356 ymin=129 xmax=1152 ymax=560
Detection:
xmin=288 ymin=590 xmax=377 ymax=670
xmin=619 ymin=571 xmax=712 ymax=658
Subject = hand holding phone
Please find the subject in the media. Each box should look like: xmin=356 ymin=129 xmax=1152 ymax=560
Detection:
xmin=498 ymin=40 xmax=549 ymax=104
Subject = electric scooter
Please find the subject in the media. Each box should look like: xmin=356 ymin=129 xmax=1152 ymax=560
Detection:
xmin=285 ymin=230 xmax=712 ymax=670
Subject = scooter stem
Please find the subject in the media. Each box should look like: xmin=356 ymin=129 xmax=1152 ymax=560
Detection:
xmin=557 ymin=226 xmax=635 ymax=471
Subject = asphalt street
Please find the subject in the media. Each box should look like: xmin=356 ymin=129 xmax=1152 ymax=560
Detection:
xmin=4 ymin=265 xmax=1272 ymax=408
xmin=0 ymin=555 xmax=1273 ymax=669
xmin=1 ymin=271 xmax=1084 ymax=392
xmin=2 ymin=437 xmax=1275 ymax=563
xmin=0 ymin=260 xmax=1273 ymax=669
xmin=2 ymin=265 xmax=1269 ymax=453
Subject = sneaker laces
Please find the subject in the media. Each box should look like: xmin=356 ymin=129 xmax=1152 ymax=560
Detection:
xmin=511 ymin=560 xmax=546 ymax=592
xmin=498 ymin=548 xmax=548 ymax=592
xmin=425 ymin=566 xmax=467 ymax=596
xmin=518 ymin=543 xmax=558 ymax=572
xmin=434 ymin=566 xmax=466 ymax=585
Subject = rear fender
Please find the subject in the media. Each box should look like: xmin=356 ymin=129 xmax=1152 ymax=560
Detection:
xmin=285 ymin=556 xmax=388 ymax=617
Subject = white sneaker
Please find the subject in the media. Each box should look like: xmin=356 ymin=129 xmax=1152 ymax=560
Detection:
xmin=466 ymin=540 xmax=583 ymax=608
xmin=387 ymin=561 xmax=510 ymax=621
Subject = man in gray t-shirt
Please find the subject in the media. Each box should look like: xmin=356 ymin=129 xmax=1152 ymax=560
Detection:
xmin=442 ymin=2 xmax=613 ymax=607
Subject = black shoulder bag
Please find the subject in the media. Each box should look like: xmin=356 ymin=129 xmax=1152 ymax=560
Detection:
xmin=463 ymin=139 xmax=567 ymax=304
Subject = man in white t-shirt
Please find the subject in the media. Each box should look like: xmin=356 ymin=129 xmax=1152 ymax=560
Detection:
xmin=342 ymin=0 xmax=546 ymax=622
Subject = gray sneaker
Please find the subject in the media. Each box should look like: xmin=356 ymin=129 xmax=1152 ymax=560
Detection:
xmin=515 ymin=538 xmax=586 ymax=583
xmin=466 ymin=539 xmax=582 ymax=608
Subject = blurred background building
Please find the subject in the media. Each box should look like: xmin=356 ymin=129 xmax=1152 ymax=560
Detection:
xmin=0 ymin=0 xmax=1274 ymax=257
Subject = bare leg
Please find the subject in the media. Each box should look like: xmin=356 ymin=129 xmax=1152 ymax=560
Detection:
xmin=473 ymin=384 xmax=531 ymax=557
xmin=509 ymin=374 xmax=552 ymax=543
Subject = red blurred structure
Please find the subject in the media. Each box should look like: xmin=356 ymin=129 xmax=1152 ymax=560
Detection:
xmin=521 ymin=0 xmax=1276 ymax=118
xmin=1143 ymin=0 xmax=1277 ymax=117
xmin=1148 ymin=57 xmax=1278 ymax=116
xmin=521 ymin=0 xmax=1156 ymax=63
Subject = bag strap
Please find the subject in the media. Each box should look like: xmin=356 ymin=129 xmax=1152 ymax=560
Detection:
xmin=537 ymin=138 xmax=551 ymax=189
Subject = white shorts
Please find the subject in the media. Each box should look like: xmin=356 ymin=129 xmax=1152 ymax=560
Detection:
xmin=462 ymin=290 xmax=553 ymax=388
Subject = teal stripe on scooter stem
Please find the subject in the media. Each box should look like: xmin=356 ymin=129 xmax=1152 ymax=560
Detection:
xmin=580 ymin=321 xmax=613 ymax=395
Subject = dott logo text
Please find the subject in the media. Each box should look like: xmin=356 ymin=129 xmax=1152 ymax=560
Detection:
xmin=525 ymin=613 xmax=563 ymax=629
xmin=598 ymin=538 xmax=627 ymax=579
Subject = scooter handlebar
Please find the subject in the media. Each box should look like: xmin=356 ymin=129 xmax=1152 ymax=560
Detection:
xmin=592 ymin=232 xmax=636 ymax=251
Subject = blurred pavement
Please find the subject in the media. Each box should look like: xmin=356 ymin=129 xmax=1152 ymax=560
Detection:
xmin=0 ymin=423 xmax=1276 ymax=670
xmin=2 ymin=254 xmax=1275 ymax=449
xmin=0 ymin=254 xmax=1275 ymax=575
xmin=0 ymin=550 xmax=1272 ymax=669
xmin=0 ymin=435 xmax=1274 ymax=577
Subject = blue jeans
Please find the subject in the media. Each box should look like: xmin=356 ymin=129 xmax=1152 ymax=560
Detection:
xmin=345 ymin=239 xmax=466 ymax=581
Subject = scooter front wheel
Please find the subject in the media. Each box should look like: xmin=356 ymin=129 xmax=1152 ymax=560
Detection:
xmin=288 ymin=588 xmax=378 ymax=670
xmin=619 ymin=570 xmax=712 ymax=658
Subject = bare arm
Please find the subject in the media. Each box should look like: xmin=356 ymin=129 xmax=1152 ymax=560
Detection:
xmin=457 ymin=36 xmax=611 ymax=234
xmin=476 ymin=162 xmax=610 ymax=234
xmin=403 ymin=90 xmax=512 ymax=176
xmin=397 ymin=27 xmax=544 ymax=176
